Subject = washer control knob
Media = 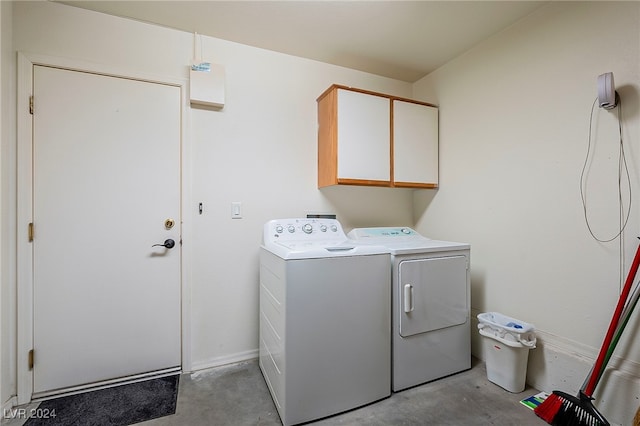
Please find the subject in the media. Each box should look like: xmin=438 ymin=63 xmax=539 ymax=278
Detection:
xmin=302 ymin=224 xmax=313 ymax=234
xmin=287 ymin=225 xmax=295 ymax=233
xmin=275 ymin=225 xmax=284 ymax=233
xmin=330 ymin=225 xmax=338 ymax=232
xmin=402 ymin=228 xmax=411 ymax=234
xmin=320 ymin=225 xmax=327 ymax=232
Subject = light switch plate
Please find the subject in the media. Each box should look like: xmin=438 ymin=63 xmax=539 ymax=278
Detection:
xmin=231 ymin=202 xmax=242 ymax=219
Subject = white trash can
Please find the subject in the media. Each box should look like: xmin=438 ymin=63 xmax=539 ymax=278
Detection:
xmin=477 ymin=312 xmax=536 ymax=393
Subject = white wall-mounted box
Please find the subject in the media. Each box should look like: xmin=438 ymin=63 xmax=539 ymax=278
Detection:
xmin=190 ymin=62 xmax=225 ymax=108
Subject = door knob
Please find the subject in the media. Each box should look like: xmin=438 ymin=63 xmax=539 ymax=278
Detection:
xmin=152 ymin=239 xmax=175 ymax=249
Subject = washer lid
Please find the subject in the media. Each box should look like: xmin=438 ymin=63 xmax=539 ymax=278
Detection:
xmin=347 ymin=227 xmax=469 ymax=254
xmin=262 ymin=218 xmax=389 ymax=259
xmin=262 ymin=240 xmax=389 ymax=259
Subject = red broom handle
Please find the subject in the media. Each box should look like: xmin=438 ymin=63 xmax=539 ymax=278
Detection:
xmin=584 ymin=241 xmax=640 ymax=396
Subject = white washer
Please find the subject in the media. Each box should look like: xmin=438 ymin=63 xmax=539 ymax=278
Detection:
xmin=259 ymin=218 xmax=391 ymax=426
xmin=348 ymin=227 xmax=471 ymax=392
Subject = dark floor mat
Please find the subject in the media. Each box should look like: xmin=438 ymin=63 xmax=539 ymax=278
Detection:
xmin=24 ymin=375 xmax=179 ymax=426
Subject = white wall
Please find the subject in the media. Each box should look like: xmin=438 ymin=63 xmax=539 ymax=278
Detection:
xmin=1 ymin=0 xmax=16 ymax=413
xmin=8 ymin=2 xmax=640 ymax=423
xmin=412 ymin=2 xmax=640 ymax=424
xmin=187 ymin=37 xmax=414 ymax=368
xmin=6 ymin=0 xmax=415 ymax=399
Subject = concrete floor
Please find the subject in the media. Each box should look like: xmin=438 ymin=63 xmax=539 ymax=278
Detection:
xmin=3 ymin=358 xmax=546 ymax=426
xmin=142 ymin=357 xmax=545 ymax=426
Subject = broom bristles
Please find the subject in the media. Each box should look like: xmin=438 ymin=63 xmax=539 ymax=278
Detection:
xmin=534 ymin=390 xmax=609 ymax=426
xmin=534 ymin=392 xmax=563 ymax=423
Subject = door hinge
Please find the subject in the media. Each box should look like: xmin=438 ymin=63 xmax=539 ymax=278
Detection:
xmin=28 ymin=349 xmax=34 ymax=370
xmin=28 ymin=222 xmax=34 ymax=242
xmin=29 ymin=96 xmax=34 ymax=115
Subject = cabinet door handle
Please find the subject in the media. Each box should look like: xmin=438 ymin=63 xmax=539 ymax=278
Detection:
xmin=404 ymin=284 xmax=413 ymax=313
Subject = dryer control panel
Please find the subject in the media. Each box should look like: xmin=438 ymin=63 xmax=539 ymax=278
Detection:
xmin=348 ymin=227 xmax=419 ymax=239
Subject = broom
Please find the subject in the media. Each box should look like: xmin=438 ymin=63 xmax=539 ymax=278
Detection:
xmin=535 ymin=240 xmax=640 ymax=426
xmin=591 ymin=274 xmax=640 ymax=387
xmin=567 ymin=264 xmax=640 ymax=418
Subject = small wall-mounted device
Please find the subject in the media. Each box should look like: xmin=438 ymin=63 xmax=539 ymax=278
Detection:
xmin=597 ymin=72 xmax=618 ymax=110
xmin=190 ymin=62 xmax=225 ymax=108
xmin=189 ymin=32 xmax=225 ymax=108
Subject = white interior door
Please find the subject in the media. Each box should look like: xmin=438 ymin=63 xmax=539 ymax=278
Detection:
xmin=32 ymin=65 xmax=181 ymax=395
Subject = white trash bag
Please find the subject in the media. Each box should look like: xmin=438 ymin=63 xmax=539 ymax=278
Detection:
xmin=477 ymin=312 xmax=536 ymax=348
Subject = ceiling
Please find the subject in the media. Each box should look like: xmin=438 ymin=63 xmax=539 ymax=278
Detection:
xmin=57 ymin=1 xmax=547 ymax=82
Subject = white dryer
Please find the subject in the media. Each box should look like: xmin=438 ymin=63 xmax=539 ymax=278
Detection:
xmin=259 ymin=218 xmax=391 ymax=426
xmin=348 ymin=227 xmax=471 ymax=392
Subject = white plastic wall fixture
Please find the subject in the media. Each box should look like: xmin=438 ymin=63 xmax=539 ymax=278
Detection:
xmin=190 ymin=62 xmax=225 ymax=108
xmin=598 ymin=72 xmax=617 ymax=110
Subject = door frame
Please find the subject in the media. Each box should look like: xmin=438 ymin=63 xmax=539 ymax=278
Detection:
xmin=16 ymin=52 xmax=192 ymax=404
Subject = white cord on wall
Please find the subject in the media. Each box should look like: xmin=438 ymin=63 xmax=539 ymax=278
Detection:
xmin=580 ymin=93 xmax=631 ymax=290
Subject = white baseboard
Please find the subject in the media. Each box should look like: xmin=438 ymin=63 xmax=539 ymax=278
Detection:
xmin=2 ymin=396 xmax=17 ymax=410
xmin=190 ymin=349 xmax=258 ymax=373
xmin=471 ymin=310 xmax=640 ymax=426
xmin=2 ymin=395 xmax=17 ymax=415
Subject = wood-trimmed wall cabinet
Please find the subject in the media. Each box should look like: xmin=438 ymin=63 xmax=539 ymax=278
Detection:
xmin=317 ymin=84 xmax=438 ymax=189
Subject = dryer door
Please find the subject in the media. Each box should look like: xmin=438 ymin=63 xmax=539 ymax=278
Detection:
xmin=399 ymin=255 xmax=468 ymax=337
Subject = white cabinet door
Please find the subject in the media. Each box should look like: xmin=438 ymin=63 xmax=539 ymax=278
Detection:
xmin=337 ymin=89 xmax=390 ymax=182
xmin=393 ymin=100 xmax=438 ymax=186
